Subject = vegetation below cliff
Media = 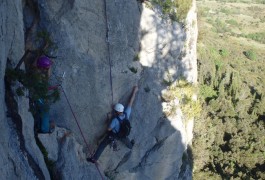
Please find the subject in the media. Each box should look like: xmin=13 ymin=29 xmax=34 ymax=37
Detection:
xmin=193 ymin=0 xmax=265 ymax=179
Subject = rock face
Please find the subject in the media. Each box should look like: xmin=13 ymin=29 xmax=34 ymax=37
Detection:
xmin=0 ymin=1 xmax=50 ymax=179
xmin=0 ymin=0 xmax=197 ymax=179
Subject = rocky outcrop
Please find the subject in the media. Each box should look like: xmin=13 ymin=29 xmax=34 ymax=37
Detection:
xmin=1 ymin=0 xmax=197 ymax=179
xmin=38 ymin=127 xmax=105 ymax=179
xmin=1 ymin=1 xmax=49 ymax=179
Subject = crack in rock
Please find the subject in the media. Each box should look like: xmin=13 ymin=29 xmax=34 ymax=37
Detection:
xmin=5 ymin=60 xmax=45 ymax=180
xmin=114 ymin=151 xmax=132 ymax=171
xmin=8 ymin=156 xmax=19 ymax=177
xmin=129 ymin=136 xmax=167 ymax=173
xmin=8 ymin=30 xmax=16 ymax=57
xmin=177 ymin=146 xmax=193 ymax=180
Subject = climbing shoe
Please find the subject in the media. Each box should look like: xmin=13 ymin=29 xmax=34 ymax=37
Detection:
xmin=86 ymin=157 xmax=96 ymax=164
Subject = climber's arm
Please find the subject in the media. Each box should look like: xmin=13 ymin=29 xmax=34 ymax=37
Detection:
xmin=108 ymin=119 xmax=118 ymax=132
xmin=127 ymin=86 xmax=138 ymax=107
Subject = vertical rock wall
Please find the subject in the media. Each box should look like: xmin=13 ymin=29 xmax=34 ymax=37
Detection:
xmin=39 ymin=0 xmax=111 ymax=143
xmin=0 ymin=0 xmax=50 ymax=179
xmin=0 ymin=0 xmax=197 ymax=179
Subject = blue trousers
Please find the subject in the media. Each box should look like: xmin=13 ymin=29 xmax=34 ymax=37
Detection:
xmin=36 ymin=99 xmax=53 ymax=133
xmin=92 ymin=132 xmax=133 ymax=160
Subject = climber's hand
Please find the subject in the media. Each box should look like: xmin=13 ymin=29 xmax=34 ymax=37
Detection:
xmin=133 ymin=86 xmax=138 ymax=93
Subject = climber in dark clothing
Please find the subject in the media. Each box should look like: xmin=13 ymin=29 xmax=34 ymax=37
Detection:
xmin=33 ymin=56 xmax=55 ymax=133
xmin=87 ymin=86 xmax=138 ymax=163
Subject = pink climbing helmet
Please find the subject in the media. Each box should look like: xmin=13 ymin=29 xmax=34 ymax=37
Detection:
xmin=37 ymin=56 xmax=52 ymax=69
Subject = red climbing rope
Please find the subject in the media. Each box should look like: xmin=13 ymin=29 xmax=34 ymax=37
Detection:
xmin=60 ymin=86 xmax=91 ymax=152
xmin=60 ymin=85 xmax=104 ymax=180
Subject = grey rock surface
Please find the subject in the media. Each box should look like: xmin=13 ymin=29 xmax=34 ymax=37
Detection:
xmin=0 ymin=0 xmax=50 ymax=179
xmin=1 ymin=0 xmax=197 ymax=179
xmin=39 ymin=127 xmax=106 ymax=179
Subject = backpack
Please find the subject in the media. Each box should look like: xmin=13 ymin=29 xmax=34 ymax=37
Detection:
xmin=116 ymin=113 xmax=131 ymax=138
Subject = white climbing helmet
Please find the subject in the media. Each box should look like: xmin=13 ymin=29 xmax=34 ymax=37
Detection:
xmin=114 ymin=103 xmax=124 ymax=113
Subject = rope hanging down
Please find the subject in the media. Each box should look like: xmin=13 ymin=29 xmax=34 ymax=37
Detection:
xmin=60 ymin=86 xmax=104 ymax=180
xmin=49 ymin=0 xmax=112 ymax=178
xmin=51 ymin=72 xmax=104 ymax=179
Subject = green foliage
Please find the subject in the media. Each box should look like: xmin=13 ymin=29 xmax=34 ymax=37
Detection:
xmin=7 ymin=30 xmax=60 ymax=104
xmin=225 ymin=19 xmax=238 ymax=26
xmin=173 ymin=0 xmax=193 ymax=21
xmin=220 ymin=8 xmax=232 ymax=15
xmin=212 ymin=18 xmax=231 ymax=33
xmin=244 ymin=49 xmax=257 ymax=60
xmin=7 ymin=30 xmax=60 ymax=103
xmin=6 ymin=68 xmax=60 ymax=103
xmin=197 ymin=29 xmax=207 ymax=42
xmin=219 ymin=48 xmax=229 ymax=57
xmin=195 ymin=14 xmax=264 ymax=180
xmin=199 ymin=85 xmax=217 ymax=101
xmin=195 ymin=0 xmax=265 ymax=178
xmin=37 ymin=31 xmax=53 ymax=44
xmin=151 ymin=0 xmax=193 ymax=22
xmin=202 ymin=118 xmax=265 ymax=179
xmin=162 ymin=79 xmax=201 ymax=120
xmin=133 ymin=53 xmax=140 ymax=61
xmin=255 ymin=0 xmax=265 ymax=4
xmin=163 ymin=79 xmax=173 ymax=86
xmin=198 ymin=6 xmax=211 ymax=17
xmin=16 ymin=87 xmax=25 ymax=96
xmin=206 ymin=47 xmax=225 ymax=70
xmin=243 ymin=32 xmax=265 ymax=44
xmin=37 ymin=31 xmax=58 ymax=54
xmin=213 ymin=0 xmax=265 ymax=3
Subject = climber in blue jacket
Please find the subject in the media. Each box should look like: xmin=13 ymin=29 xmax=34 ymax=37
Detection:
xmin=87 ymin=86 xmax=138 ymax=163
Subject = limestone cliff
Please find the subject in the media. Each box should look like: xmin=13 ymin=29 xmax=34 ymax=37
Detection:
xmin=0 ymin=0 xmax=198 ymax=179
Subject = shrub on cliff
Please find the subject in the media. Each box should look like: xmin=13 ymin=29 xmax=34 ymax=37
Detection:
xmin=150 ymin=0 xmax=193 ymax=22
